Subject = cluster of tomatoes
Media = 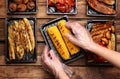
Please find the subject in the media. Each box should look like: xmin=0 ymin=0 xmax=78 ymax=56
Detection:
xmin=48 ymin=0 xmax=75 ymax=12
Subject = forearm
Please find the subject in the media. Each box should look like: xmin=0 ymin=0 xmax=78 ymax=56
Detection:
xmin=57 ymin=71 xmax=69 ymax=79
xmin=88 ymin=42 xmax=120 ymax=68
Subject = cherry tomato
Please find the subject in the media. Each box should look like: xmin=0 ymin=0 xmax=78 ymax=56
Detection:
xmin=65 ymin=0 xmax=75 ymax=7
xmin=58 ymin=0 xmax=65 ymax=4
xmin=97 ymin=42 xmax=106 ymax=47
xmin=66 ymin=6 xmax=72 ymax=12
xmin=48 ymin=0 xmax=54 ymax=6
xmin=56 ymin=4 xmax=66 ymax=12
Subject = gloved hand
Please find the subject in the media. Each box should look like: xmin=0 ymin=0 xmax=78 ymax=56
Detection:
xmin=65 ymin=21 xmax=94 ymax=50
xmin=41 ymin=45 xmax=70 ymax=79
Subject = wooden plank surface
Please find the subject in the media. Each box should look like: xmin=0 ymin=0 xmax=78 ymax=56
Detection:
xmin=0 ymin=0 xmax=120 ymax=19
xmin=0 ymin=0 xmax=120 ymax=79
xmin=0 ymin=66 xmax=119 ymax=79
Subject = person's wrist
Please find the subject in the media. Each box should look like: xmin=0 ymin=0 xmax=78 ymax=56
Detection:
xmin=87 ymin=42 xmax=100 ymax=53
xmin=57 ymin=71 xmax=69 ymax=79
xmin=86 ymin=41 xmax=97 ymax=52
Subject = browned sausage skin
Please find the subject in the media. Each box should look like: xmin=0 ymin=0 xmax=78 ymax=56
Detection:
xmin=98 ymin=0 xmax=115 ymax=5
xmin=87 ymin=0 xmax=116 ymax=14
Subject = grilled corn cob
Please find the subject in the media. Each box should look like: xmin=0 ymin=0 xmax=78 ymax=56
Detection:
xmin=47 ymin=26 xmax=70 ymax=60
xmin=23 ymin=18 xmax=35 ymax=53
xmin=18 ymin=20 xmax=32 ymax=53
xmin=58 ymin=20 xmax=80 ymax=55
xmin=13 ymin=21 xmax=24 ymax=60
xmin=8 ymin=25 xmax=15 ymax=60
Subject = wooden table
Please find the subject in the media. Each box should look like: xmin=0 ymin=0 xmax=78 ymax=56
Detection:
xmin=0 ymin=0 xmax=120 ymax=79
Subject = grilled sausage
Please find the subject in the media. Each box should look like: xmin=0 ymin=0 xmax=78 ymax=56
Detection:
xmin=98 ymin=0 xmax=115 ymax=5
xmin=87 ymin=0 xmax=116 ymax=14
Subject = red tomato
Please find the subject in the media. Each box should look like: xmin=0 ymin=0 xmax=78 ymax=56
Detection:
xmin=56 ymin=4 xmax=66 ymax=12
xmin=58 ymin=0 xmax=65 ymax=4
xmin=94 ymin=55 xmax=105 ymax=62
xmin=97 ymin=42 xmax=106 ymax=47
xmin=66 ymin=6 xmax=72 ymax=12
xmin=87 ymin=54 xmax=92 ymax=60
xmin=48 ymin=0 xmax=54 ymax=6
xmin=65 ymin=0 xmax=75 ymax=7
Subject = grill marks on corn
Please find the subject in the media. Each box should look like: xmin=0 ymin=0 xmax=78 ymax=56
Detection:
xmin=47 ymin=20 xmax=80 ymax=60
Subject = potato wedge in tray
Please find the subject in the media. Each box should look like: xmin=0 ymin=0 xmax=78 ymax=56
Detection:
xmin=40 ymin=16 xmax=84 ymax=63
xmin=6 ymin=17 xmax=36 ymax=63
xmin=86 ymin=20 xmax=116 ymax=66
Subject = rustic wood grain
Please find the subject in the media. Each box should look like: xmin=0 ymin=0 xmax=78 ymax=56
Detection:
xmin=0 ymin=66 xmax=119 ymax=79
xmin=0 ymin=0 xmax=120 ymax=79
xmin=0 ymin=0 xmax=120 ymax=19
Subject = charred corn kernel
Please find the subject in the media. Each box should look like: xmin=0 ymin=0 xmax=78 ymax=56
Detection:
xmin=58 ymin=20 xmax=80 ymax=55
xmin=8 ymin=25 xmax=15 ymax=60
xmin=18 ymin=20 xmax=32 ymax=53
xmin=47 ymin=26 xmax=70 ymax=60
xmin=14 ymin=21 xmax=24 ymax=60
xmin=23 ymin=18 xmax=35 ymax=53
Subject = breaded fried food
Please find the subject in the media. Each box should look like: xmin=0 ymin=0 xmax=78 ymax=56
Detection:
xmin=18 ymin=4 xmax=27 ymax=12
xmin=58 ymin=20 xmax=80 ymax=55
xmin=47 ymin=26 xmax=70 ymax=60
xmin=18 ymin=20 xmax=32 ymax=52
xmin=9 ymin=2 xmax=17 ymax=12
xmin=87 ymin=0 xmax=116 ymax=14
xmin=23 ymin=18 xmax=35 ymax=53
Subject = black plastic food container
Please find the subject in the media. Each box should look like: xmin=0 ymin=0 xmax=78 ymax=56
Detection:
xmin=5 ymin=17 xmax=37 ymax=63
xmin=86 ymin=20 xmax=116 ymax=66
xmin=7 ymin=0 xmax=38 ymax=14
xmin=40 ymin=15 xmax=84 ymax=64
xmin=87 ymin=0 xmax=117 ymax=17
xmin=47 ymin=0 xmax=77 ymax=14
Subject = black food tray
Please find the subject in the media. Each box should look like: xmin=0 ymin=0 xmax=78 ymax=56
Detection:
xmin=86 ymin=20 xmax=116 ymax=66
xmin=5 ymin=17 xmax=37 ymax=63
xmin=7 ymin=0 xmax=38 ymax=14
xmin=47 ymin=0 xmax=77 ymax=14
xmin=87 ymin=0 xmax=117 ymax=16
xmin=40 ymin=15 xmax=84 ymax=64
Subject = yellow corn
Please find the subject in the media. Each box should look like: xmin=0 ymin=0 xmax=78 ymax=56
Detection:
xmin=47 ymin=26 xmax=70 ymax=60
xmin=58 ymin=20 xmax=80 ymax=55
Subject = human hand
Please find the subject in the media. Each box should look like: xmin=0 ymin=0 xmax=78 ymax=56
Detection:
xmin=41 ymin=45 xmax=69 ymax=79
xmin=65 ymin=21 xmax=95 ymax=50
